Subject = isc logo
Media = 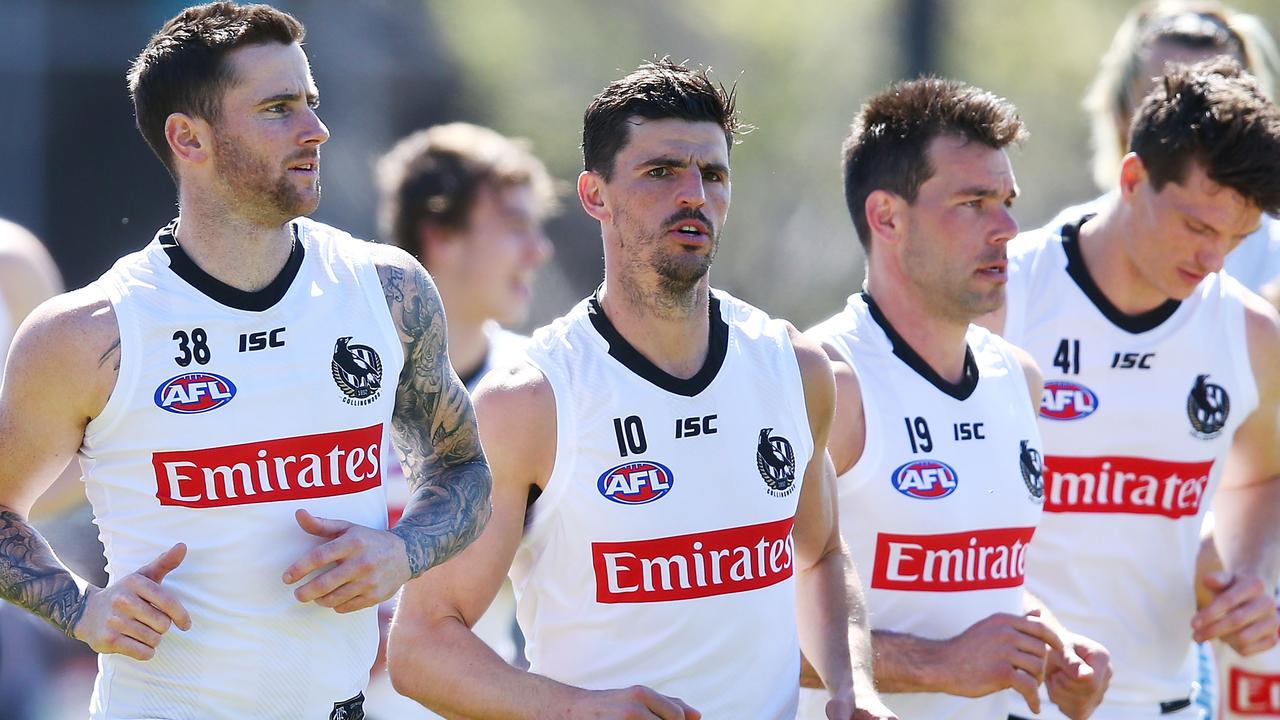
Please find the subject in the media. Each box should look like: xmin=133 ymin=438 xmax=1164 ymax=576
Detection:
xmin=154 ymin=372 xmax=237 ymax=414
xmin=1040 ymin=381 xmax=1099 ymax=421
xmin=891 ymin=460 xmax=959 ymax=500
xmin=597 ymin=461 xmax=675 ymax=505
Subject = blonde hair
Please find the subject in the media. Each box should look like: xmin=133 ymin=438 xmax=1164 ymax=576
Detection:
xmin=1083 ymin=0 xmax=1280 ymax=189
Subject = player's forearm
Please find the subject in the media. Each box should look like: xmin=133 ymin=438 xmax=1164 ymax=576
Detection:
xmin=795 ymin=547 xmax=856 ymax=697
xmin=388 ymin=615 xmax=578 ymax=719
xmin=0 ymin=507 xmax=87 ymax=637
xmin=390 ymin=459 xmax=493 ymax=578
xmin=1214 ymin=476 xmax=1280 ymax=582
xmin=870 ymin=629 xmax=955 ymax=693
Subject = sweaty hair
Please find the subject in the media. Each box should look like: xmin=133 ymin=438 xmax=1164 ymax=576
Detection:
xmin=375 ymin=122 xmax=558 ymax=262
xmin=842 ymin=77 xmax=1026 ymax=251
xmin=1130 ymin=57 xmax=1280 ymax=213
xmin=127 ymin=2 xmax=304 ymax=177
xmin=1084 ymin=0 xmax=1279 ymax=189
xmin=582 ymin=58 xmax=747 ymax=180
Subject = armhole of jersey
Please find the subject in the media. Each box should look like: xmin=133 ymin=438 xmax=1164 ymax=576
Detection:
xmin=1230 ymin=290 xmax=1262 ymax=420
xmin=351 ymin=245 xmax=406 ymax=376
xmin=82 ymin=278 xmax=139 ymax=446
xmin=518 ymin=356 xmax=574 ymax=548
xmin=844 ymin=356 xmax=882 ymax=489
xmin=778 ymin=326 xmax=816 ymax=475
xmin=994 ymin=333 xmax=1041 ymax=432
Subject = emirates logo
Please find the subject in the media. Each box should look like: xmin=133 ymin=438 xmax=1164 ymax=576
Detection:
xmin=331 ymin=337 xmax=383 ymax=407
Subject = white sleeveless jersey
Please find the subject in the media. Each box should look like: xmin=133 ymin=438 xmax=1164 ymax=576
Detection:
xmin=81 ymin=218 xmax=402 ymax=720
xmin=808 ymin=293 xmax=1045 ymax=720
xmin=1002 ymin=216 xmax=1258 ymax=718
xmin=512 ymin=289 xmax=813 ymax=719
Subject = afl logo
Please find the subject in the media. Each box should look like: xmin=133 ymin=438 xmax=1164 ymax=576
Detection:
xmin=1187 ymin=374 xmax=1229 ymax=439
xmin=154 ymin=372 xmax=237 ymax=414
xmin=332 ymin=336 xmax=383 ymax=406
xmin=1040 ymin=380 xmax=1099 ymax=421
xmin=598 ymin=461 xmax=674 ymax=505
xmin=757 ymin=428 xmax=797 ymax=497
xmin=891 ymin=459 xmax=958 ymax=500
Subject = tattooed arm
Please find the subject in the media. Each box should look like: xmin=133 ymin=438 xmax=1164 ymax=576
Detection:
xmin=282 ymin=246 xmax=490 ymax=612
xmin=0 ymin=288 xmax=192 ymax=662
xmin=375 ymin=246 xmax=492 ymax=576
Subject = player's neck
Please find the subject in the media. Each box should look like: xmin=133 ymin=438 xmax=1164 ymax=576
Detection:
xmin=172 ymin=202 xmax=296 ymax=293
xmin=599 ymin=276 xmax=711 ymax=380
xmin=864 ymin=274 xmax=970 ymax=385
xmin=1077 ymin=205 xmax=1171 ymax=315
xmin=447 ymin=318 xmax=490 ymax=383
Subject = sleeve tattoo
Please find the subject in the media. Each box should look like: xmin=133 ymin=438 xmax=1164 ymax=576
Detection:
xmin=0 ymin=509 xmax=85 ymax=638
xmin=379 ymin=261 xmax=493 ymax=578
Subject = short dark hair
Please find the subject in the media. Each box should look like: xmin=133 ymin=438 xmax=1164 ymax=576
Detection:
xmin=1130 ymin=57 xmax=1280 ymax=212
xmin=842 ymin=77 xmax=1026 ymax=251
xmin=582 ymin=59 xmax=747 ymax=180
xmin=127 ymin=2 xmax=304 ymax=177
xmin=375 ymin=122 xmax=558 ymax=261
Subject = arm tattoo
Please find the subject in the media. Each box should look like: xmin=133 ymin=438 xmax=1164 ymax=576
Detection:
xmin=379 ymin=257 xmax=492 ymax=578
xmin=0 ymin=510 xmax=86 ymax=638
xmin=98 ymin=338 xmax=121 ymax=372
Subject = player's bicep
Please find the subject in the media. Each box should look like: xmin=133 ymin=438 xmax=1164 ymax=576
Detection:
xmin=0 ymin=299 xmax=111 ymax=513
xmin=376 ymin=249 xmax=485 ymax=479
xmin=792 ymin=450 xmax=841 ymax=568
xmin=398 ymin=365 xmax=553 ymax=626
xmin=1224 ymin=298 xmax=1280 ymax=489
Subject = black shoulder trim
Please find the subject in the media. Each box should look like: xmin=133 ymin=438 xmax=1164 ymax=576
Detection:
xmin=862 ymin=292 xmax=978 ymax=401
xmin=587 ymin=289 xmax=729 ymax=397
xmin=1060 ymin=215 xmax=1180 ymax=334
xmin=159 ymin=220 xmax=304 ymax=312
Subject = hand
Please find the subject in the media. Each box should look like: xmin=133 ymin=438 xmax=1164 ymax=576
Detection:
xmin=839 ymin=692 xmax=898 ymax=720
xmin=1193 ymin=571 xmax=1280 ymax=655
xmin=566 ymin=685 xmax=701 ymax=719
xmin=73 ymin=543 xmax=192 ymax=660
xmin=1046 ymin=633 xmax=1111 ymax=720
xmin=282 ymin=509 xmax=412 ymax=613
xmin=940 ymin=610 xmax=1064 ymax=714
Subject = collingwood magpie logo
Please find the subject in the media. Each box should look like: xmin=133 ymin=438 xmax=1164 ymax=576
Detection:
xmin=1019 ymin=440 xmax=1045 ymax=502
xmin=1187 ymin=374 xmax=1229 ymax=439
xmin=756 ymin=427 xmax=796 ymax=497
xmin=331 ymin=337 xmax=383 ymax=406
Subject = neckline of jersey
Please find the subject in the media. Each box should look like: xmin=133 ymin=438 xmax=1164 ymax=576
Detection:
xmin=1060 ymin=214 xmax=1182 ymax=334
xmin=586 ymin=288 xmax=729 ymax=397
xmin=157 ymin=220 xmax=305 ymax=313
xmin=860 ymin=291 xmax=979 ymax=401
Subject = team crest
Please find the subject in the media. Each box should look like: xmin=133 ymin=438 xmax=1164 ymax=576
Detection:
xmin=331 ymin=336 xmax=383 ymax=407
xmin=756 ymin=427 xmax=796 ymax=497
xmin=1187 ymin=374 xmax=1229 ymax=439
xmin=329 ymin=692 xmax=365 ymax=720
xmin=1019 ymin=440 xmax=1045 ymax=502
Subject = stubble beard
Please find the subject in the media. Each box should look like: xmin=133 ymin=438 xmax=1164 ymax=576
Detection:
xmin=615 ymin=207 xmax=716 ymax=317
xmin=214 ymin=134 xmax=319 ymax=225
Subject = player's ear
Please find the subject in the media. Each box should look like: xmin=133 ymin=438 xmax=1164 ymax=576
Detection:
xmin=578 ymin=171 xmax=610 ymax=224
xmin=1117 ymin=153 xmax=1148 ymax=198
xmin=166 ymin=112 xmax=212 ymax=167
xmin=865 ymin=189 xmax=906 ymax=245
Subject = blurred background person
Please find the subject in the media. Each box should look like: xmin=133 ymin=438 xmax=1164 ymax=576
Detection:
xmin=1054 ymin=0 xmax=1280 ymax=293
xmin=365 ymin=122 xmax=556 ymax=718
xmin=0 ymin=218 xmax=101 ymax=720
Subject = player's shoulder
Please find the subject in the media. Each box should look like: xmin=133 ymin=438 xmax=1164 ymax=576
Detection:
xmin=472 ymin=360 xmax=555 ymax=442
xmin=6 ymin=284 xmax=119 ymax=412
